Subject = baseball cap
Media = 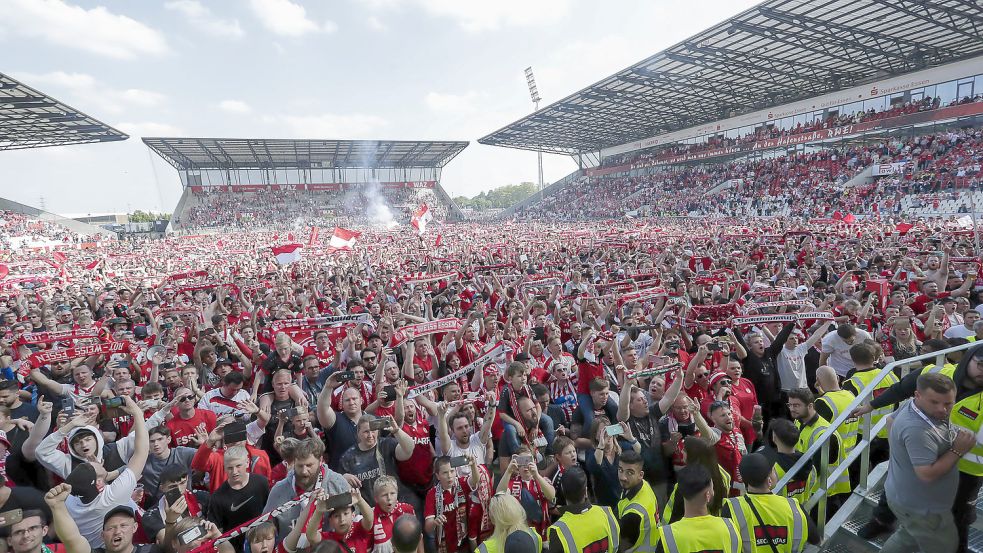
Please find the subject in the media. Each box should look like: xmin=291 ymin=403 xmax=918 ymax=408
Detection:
xmin=795 ymin=285 xmax=809 ymax=295
xmin=514 ymin=353 xmax=531 ymax=362
xmin=103 ymin=506 xmax=136 ymax=526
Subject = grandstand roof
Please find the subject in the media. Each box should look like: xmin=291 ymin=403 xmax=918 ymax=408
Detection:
xmin=142 ymin=138 xmax=469 ymax=170
xmin=479 ymin=0 xmax=983 ymax=155
xmin=0 ymin=72 xmax=128 ymax=151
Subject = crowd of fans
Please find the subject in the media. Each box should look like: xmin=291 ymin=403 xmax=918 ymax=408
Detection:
xmin=518 ymin=126 xmax=983 ymax=222
xmin=601 ymin=94 xmax=978 ymax=170
xmin=0 ymin=193 xmax=981 ymax=553
xmin=175 ymin=187 xmax=449 ymax=232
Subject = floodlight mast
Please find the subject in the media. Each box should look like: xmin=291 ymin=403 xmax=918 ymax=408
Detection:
xmin=525 ymin=67 xmax=544 ymax=203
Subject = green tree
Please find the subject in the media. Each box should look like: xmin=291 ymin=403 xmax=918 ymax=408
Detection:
xmin=128 ymin=210 xmax=171 ymax=222
xmin=454 ymin=182 xmax=537 ymax=210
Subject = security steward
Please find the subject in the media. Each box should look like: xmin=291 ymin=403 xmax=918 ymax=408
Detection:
xmin=722 ymin=453 xmax=820 ymax=553
xmin=547 ymin=467 xmax=620 ymax=553
xmin=617 ymin=450 xmax=660 ymax=552
xmin=853 ymin=342 xmax=983 ymax=550
xmin=656 ymin=464 xmax=742 ymax=553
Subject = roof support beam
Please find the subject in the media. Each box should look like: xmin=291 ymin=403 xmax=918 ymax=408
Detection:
xmin=870 ymin=0 xmax=983 ymax=42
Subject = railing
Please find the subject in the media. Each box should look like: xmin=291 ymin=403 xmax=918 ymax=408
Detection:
xmin=772 ymin=340 xmax=978 ymax=537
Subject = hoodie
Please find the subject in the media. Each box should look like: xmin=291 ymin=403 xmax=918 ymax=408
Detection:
xmin=36 ymin=409 xmax=167 ymax=479
xmin=871 ymin=343 xmax=983 ymax=408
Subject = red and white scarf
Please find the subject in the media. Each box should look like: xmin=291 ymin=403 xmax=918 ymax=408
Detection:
xmin=433 ymin=480 xmax=468 ymax=552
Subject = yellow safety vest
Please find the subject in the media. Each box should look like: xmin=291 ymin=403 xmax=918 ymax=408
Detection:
xmin=618 ymin=481 xmax=660 ymax=552
xmin=548 ymin=504 xmax=619 ymax=553
xmin=772 ymin=457 xmax=817 ymax=507
xmin=796 ymin=414 xmax=850 ymax=496
xmin=724 ymin=495 xmax=808 ymax=553
xmin=816 ymin=389 xmax=859 ymax=452
xmin=845 ymin=369 xmax=900 ymax=439
xmin=951 ymin=392 xmax=983 ymax=476
xmin=475 ymin=528 xmax=542 ymax=553
xmin=922 ymin=363 xmax=957 ymax=378
xmin=658 ymin=515 xmax=742 ymax=553
xmin=663 ymin=465 xmax=731 ymax=522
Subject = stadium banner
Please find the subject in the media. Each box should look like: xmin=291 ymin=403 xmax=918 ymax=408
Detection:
xmin=872 ymin=162 xmax=910 ymax=176
xmin=270 ymin=313 xmax=372 ymax=333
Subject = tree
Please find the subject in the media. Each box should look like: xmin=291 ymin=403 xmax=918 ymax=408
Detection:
xmin=128 ymin=210 xmax=171 ymax=223
xmin=454 ymin=182 xmax=537 ymax=210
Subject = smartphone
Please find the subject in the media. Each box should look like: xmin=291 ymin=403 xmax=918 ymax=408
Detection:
xmin=368 ymin=418 xmax=391 ymax=431
xmin=336 ymin=371 xmax=356 ymax=383
xmin=381 ymin=385 xmax=396 ymax=401
xmin=160 ymin=362 xmax=176 ymax=370
xmin=62 ymin=403 xmax=75 ymax=417
xmin=164 ymin=487 xmax=184 ymax=507
xmin=102 ymin=396 xmax=125 ymax=409
xmin=449 ymin=456 xmax=469 ymax=468
xmin=706 ymin=342 xmax=721 ymax=352
xmin=0 ymin=509 xmax=23 ymax=528
xmin=604 ymin=424 xmax=625 ymax=437
xmin=177 ymin=525 xmax=206 ymax=546
xmin=281 ymin=407 xmax=299 ymax=419
xmin=117 ymin=360 xmax=130 ymax=368
xmin=323 ymin=492 xmax=353 ymax=511
xmin=515 ymin=455 xmax=533 ymax=466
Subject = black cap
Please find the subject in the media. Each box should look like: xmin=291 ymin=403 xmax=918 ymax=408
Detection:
xmin=103 ymin=506 xmax=136 ymax=526
xmin=514 ymin=353 xmax=531 ymax=362
xmin=215 ymin=358 xmax=235 ymax=368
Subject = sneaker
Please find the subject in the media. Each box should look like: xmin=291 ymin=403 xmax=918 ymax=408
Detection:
xmin=857 ymin=518 xmax=890 ymax=540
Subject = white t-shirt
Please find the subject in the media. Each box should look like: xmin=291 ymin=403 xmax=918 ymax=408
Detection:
xmin=821 ymin=329 xmax=873 ymax=377
xmin=65 ymin=468 xmax=139 ymax=548
xmin=944 ymin=325 xmax=975 ymax=339
xmin=777 ymin=344 xmax=811 ymax=391
xmin=446 ymin=433 xmax=488 ymax=478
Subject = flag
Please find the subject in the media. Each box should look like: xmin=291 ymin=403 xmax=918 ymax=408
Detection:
xmin=0 ymin=264 xmax=7 ymax=280
xmin=329 ymin=227 xmax=360 ymax=249
xmin=957 ymin=215 xmax=975 ymax=229
xmin=895 ymin=222 xmax=914 ymax=235
xmin=843 ymin=213 xmax=856 ymax=224
xmin=435 ymin=234 xmax=443 ymax=247
xmin=84 ymin=258 xmax=103 ymax=271
xmin=272 ymin=243 xmax=303 ymax=265
xmin=411 ymin=203 xmax=433 ymax=235
xmin=832 ymin=211 xmax=843 ymax=221
xmin=308 ymin=226 xmax=320 ymax=246
xmin=52 ymin=251 xmax=67 ymax=265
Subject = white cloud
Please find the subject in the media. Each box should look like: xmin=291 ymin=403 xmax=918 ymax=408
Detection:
xmin=165 ymin=0 xmax=244 ymax=38
xmin=366 ymin=15 xmax=388 ymax=31
xmin=249 ymin=0 xmax=335 ymax=36
xmin=277 ymin=113 xmax=389 ymax=139
xmin=116 ymin=121 xmax=185 ymax=137
xmin=14 ymin=71 xmax=167 ymax=115
xmin=0 ymin=0 xmax=168 ymax=59
xmin=218 ymin=100 xmax=252 ymax=113
xmin=425 ymin=91 xmax=480 ymax=113
xmin=361 ymin=0 xmax=571 ymax=32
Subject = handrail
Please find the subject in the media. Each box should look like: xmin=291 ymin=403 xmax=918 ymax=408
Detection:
xmin=771 ymin=340 xmax=979 ymax=535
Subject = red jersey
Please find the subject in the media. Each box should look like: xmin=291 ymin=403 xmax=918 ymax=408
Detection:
xmin=303 ymin=346 xmax=335 ymax=369
xmin=576 ymin=358 xmax=604 ymax=395
xmin=320 ymin=526 xmax=372 ymax=553
xmin=371 ymin=503 xmax=415 ymax=548
xmin=424 ymin=477 xmax=474 ymax=553
xmin=397 ymin=418 xmax=434 ymax=488
xmin=166 ymin=409 xmax=217 ymax=447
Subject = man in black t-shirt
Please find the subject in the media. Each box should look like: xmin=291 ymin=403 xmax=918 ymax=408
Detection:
xmin=207 ymin=446 xmax=269 ymax=550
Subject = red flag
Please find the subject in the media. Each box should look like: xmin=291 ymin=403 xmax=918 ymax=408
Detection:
xmin=896 ymin=222 xmax=914 ymax=235
xmin=411 ymin=203 xmax=433 ymax=234
xmin=84 ymin=258 xmax=102 ymax=271
xmin=271 ymin=243 xmax=303 ymax=265
xmin=843 ymin=213 xmax=856 ymax=224
xmin=308 ymin=227 xmax=320 ymax=246
xmin=832 ymin=211 xmax=843 ymax=221
xmin=287 ymin=232 xmax=295 ymax=242
xmin=52 ymin=251 xmax=67 ymax=265
xmin=0 ymin=264 xmax=7 ymax=280
xmin=435 ymin=234 xmax=443 ymax=247
xmin=329 ymin=227 xmax=360 ymax=249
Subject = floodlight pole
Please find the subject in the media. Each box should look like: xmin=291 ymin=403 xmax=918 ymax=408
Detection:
xmin=525 ymin=67 xmax=544 ymax=202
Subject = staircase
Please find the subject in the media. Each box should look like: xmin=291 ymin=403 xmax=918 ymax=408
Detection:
xmin=775 ymin=342 xmax=980 ymax=553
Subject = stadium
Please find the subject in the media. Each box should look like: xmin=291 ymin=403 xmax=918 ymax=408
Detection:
xmin=1 ymin=1 xmax=983 ymax=553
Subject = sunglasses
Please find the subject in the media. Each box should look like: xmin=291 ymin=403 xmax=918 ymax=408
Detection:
xmin=178 ymin=395 xmax=194 ymax=402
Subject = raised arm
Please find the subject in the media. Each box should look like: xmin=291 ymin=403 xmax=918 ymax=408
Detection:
xmin=45 ymin=484 xmax=91 ymax=553
xmin=23 ymin=400 xmax=53 ymax=462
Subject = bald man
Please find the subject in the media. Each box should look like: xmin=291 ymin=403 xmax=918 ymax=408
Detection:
xmin=814 ymin=365 xmax=858 ymax=453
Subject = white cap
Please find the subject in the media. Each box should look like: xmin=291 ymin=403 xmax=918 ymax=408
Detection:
xmin=683 ymin=249 xmax=694 ymax=257
xmin=795 ymin=285 xmax=809 ymax=295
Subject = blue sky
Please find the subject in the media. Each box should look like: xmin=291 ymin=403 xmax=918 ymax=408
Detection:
xmin=0 ymin=0 xmax=759 ymax=215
